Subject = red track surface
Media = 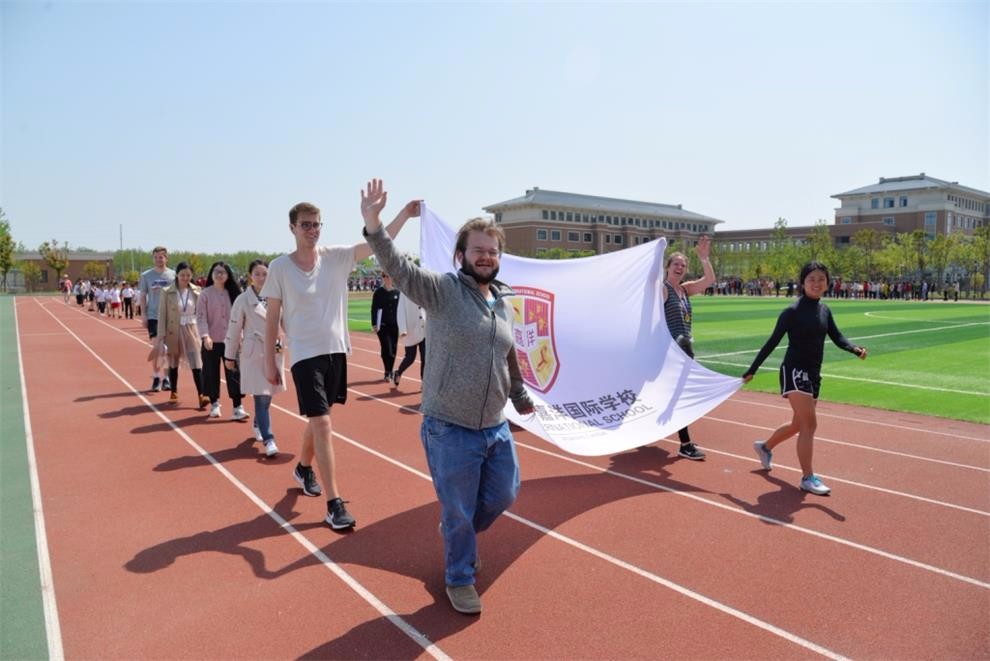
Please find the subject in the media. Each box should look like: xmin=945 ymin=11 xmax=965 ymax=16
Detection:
xmin=16 ymin=297 xmax=990 ymax=659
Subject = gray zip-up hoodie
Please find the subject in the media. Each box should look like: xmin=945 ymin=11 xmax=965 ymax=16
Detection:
xmin=365 ymin=225 xmax=533 ymax=430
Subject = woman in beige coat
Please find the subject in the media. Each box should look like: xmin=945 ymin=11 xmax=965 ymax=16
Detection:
xmin=156 ymin=261 xmax=206 ymax=405
xmin=224 ymin=260 xmax=285 ymax=457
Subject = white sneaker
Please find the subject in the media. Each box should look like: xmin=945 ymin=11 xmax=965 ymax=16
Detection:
xmin=253 ymin=425 xmax=263 ymax=442
xmin=263 ymin=439 xmax=279 ymax=457
xmin=753 ymin=441 xmax=773 ymax=471
xmin=232 ymin=405 xmax=249 ymax=421
xmin=209 ymin=403 xmax=221 ymax=418
xmin=800 ymin=474 xmax=831 ymax=495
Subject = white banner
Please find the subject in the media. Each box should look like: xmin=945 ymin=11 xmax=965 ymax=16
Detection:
xmin=418 ymin=204 xmax=742 ymax=456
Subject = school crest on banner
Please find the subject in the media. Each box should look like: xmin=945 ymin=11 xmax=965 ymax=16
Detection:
xmin=508 ymin=286 xmax=560 ymax=393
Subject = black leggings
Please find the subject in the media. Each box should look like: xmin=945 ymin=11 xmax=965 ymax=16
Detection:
xmin=376 ymin=325 xmax=399 ymax=375
xmin=201 ymin=343 xmax=242 ymax=406
xmin=395 ymin=340 xmax=426 ymax=378
xmin=169 ymin=366 xmax=203 ymax=397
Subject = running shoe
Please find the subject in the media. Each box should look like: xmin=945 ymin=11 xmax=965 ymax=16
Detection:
xmin=263 ymin=439 xmax=278 ymax=458
xmin=253 ymin=425 xmax=264 ymax=442
xmin=753 ymin=441 xmax=773 ymax=471
xmin=209 ymin=402 xmax=221 ymax=418
xmin=231 ymin=405 xmax=250 ymax=421
xmin=800 ymin=474 xmax=831 ymax=495
xmin=677 ymin=443 xmax=706 ymax=460
xmin=161 ymin=377 xmax=171 ymax=391
xmin=325 ymin=497 xmax=356 ymax=530
xmin=293 ymin=464 xmax=322 ymax=497
xmin=151 ymin=377 xmax=161 ymax=392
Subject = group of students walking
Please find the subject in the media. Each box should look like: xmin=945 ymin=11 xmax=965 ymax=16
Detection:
xmin=129 ymin=179 xmax=867 ymax=617
xmin=140 ymin=249 xmax=284 ymax=457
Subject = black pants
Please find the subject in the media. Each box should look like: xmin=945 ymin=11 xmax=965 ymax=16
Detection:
xmin=123 ymin=298 xmax=134 ymax=318
xmin=169 ymin=367 xmax=203 ymax=397
xmin=395 ymin=340 xmax=426 ymax=378
xmin=677 ymin=341 xmax=694 ymax=445
xmin=376 ymin=325 xmax=399 ymax=376
xmin=201 ymin=343 xmax=242 ymax=406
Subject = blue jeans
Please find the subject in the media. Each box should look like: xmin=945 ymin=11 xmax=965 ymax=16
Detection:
xmin=420 ymin=416 xmax=519 ymax=587
xmin=254 ymin=395 xmax=273 ymax=441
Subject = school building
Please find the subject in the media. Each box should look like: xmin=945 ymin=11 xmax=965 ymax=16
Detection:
xmin=6 ymin=251 xmax=115 ymax=292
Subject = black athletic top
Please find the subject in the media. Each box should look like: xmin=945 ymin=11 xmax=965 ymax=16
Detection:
xmin=744 ymin=296 xmax=859 ymax=376
xmin=371 ymin=286 xmax=400 ymax=329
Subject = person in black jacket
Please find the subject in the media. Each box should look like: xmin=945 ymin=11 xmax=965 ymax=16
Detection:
xmin=743 ymin=261 xmax=867 ymax=495
xmin=371 ymin=272 xmax=401 ymax=381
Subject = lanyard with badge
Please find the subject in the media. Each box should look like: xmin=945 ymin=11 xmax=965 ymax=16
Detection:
xmin=179 ymin=289 xmax=195 ymax=325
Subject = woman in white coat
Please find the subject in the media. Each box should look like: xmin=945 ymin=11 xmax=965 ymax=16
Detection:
xmin=391 ymin=291 xmax=426 ymax=388
xmin=224 ymin=260 xmax=285 ymax=457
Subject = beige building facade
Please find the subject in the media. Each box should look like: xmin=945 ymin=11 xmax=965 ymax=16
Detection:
xmin=484 ymin=187 xmax=724 ymax=256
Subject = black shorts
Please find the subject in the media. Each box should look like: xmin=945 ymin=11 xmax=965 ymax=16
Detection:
xmin=147 ymin=319 xmax=159 ymax=340
xmin=779 ymin=363 xmax=820 ymax=399
xmin=291 ymin=353 xmax=348 ymax=417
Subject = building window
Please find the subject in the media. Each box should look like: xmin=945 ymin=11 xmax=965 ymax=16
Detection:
xmin=924 ymin=212 xmax=937 ymax=225
xmin=542 ymin=210 xmax=548 ymax=220
xmin=841 ymin=217 xmax=852 ymax=225
xmin=494 ymin=212 xmax=502 ymax=223
xmin=566 ymin=212 xmax=573 ymax=222
xmin=838 ymin=236 xmax=850 ymax=244
xmin=567 ymin=231 xmax=579 ymax=242
xmin=537 ymin=229 xmax=548 ymax=241
xmin=551 ymin=230 xmax=561 ymax=241
xmin=597 ymin=215 xmax=604 ymax=223
xmin=883 ymin=217 xmax=896 ymax=226
xmin=583 ymin=232 xmax=592 ymax=243
xmin=614 ymin=235 xmax=623 ymax=245
xmin=871 ymin=198 xmax=880 ymax=209
xmin=41 ymin=269 xmax=49 ymax=283
xmin=550 ymin=210 xmax=557 ymax=220
xmin=884 ymin=197 xmax=895 ymax=208
xmin=605 ymin=235 xmax=612 ymax=244
xmin=899 ymin=196 xmax=908 ymax=207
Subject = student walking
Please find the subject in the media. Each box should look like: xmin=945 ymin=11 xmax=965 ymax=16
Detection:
xmin=661 ymin=235 xmax=715 ymax=460
xmin=122 ymin=282 xmax=135 ymax=319
xmin=362 ymin=179 xmax=534 ymax=615
xmin=261 ymin=196 xmax=415 ymax=531
xmin=156 ymin=262 xmax=206 ymax=405
xmin=392 ymin=291 xmax=426 ymax=388
xmin=224 ymin=260 xmax=285 ymax=458
xmin=371 ymin=272 xmax=401 ymax=381
xmin=743 ymin=261 xmax=868 ymax=495
xmin=139 ymin=247 xmax=176 ymax=392
xmin=198 ymin=261 xmax=246 ymax=419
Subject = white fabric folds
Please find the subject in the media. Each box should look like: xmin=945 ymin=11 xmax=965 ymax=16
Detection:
xmin=418 ymin=204 xmax=741 ymax=456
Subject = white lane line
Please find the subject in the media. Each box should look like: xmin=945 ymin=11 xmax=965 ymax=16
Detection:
xmin=342 ymin=385 xmax=990 ymax=586
xmin=30 ymin=300 xmax=451 ymax=661
xmin=700 ymin=319 xmax=990 ymax=360
xmin=864 ymin=311 xmax=987 ymax=325
xmin=12 ymin=302 xmax=65 ymax=661
xmin=722 ymin=396 xmax=990 ymax=443
xmin=703 ymin=358 xmax=988 ymax=396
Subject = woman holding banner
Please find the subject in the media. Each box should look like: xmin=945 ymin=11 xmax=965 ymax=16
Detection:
xmin=661 ymin=235 xmax=714 ymax=460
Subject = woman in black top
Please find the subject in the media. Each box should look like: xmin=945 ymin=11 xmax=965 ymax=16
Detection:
xmin=742 ymin=262 xmax=867 ymax=495
xmin=662 ymin=235 xmax=714 ymax=460
xmin=371 ymin=272 xmax=401 ymax=381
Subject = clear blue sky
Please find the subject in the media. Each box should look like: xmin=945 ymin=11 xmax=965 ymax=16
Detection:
xmin=2 ymin=1 xmax=987 ymax=258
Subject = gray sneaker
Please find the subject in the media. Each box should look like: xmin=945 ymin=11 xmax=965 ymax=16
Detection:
xmin=800 ymin=474 xmax=831 ymax=495
xmin=753 ymin=441 xmax=773 ymax=471
xmin=445 ymin=584 xmax=482 ymax=614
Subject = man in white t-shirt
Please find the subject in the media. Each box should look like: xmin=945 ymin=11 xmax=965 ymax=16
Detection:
xmin=262 ymin=198 xmax=418 ymax=530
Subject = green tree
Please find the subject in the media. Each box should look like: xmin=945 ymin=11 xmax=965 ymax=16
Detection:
xmin=83 ymin=261 xmax=106 ymax=281
xmin=927 ymin=233 xmax=961 ymax=287
xmin=973 ymin=225 xmax=990 ymax=297
xmin=802 ymin=220 xmax=837 ymax=267
xmin=907 ymin=229 xmax=928 ymax=278
xmin=851 ymin=228 xmax=883 ymax=279
xmin=20 ymin=261 xmax=42 ymax=292
xmin=767 ymin=217 xmax=798 ymax=287
xmin=0 ymin=208 xmax=14 ymax=292
xmin=39 ymin=239 xmax=70 ymax=280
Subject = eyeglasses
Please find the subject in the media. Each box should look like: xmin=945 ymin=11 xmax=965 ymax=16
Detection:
xmin=296 ymin=221 xmax=322 ymax=231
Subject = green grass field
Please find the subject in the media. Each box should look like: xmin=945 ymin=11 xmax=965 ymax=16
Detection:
xmin=347 ymin=292 xmax=990 ymax=425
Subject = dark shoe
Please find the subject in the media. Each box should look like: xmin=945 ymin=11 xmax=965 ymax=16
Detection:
xmin=151 ymin=377 xmax=161 ymax=392
xmin=198 ymin=394 xmax=211 ymax=411
xmin=392 ymin=371 xmax=401 ymax=387
xmin=325 ymin=497 xmax=356 ymax=530
xmin=445 ymin=584 xmax=482 ymax=614
xmin=293 ymin=464 xmax=322 ymax=497
xmin=384 ymin=372 xmax=391 ymax=382
xmin=161 ymin=377 xmax=171 ymax=391
xmin=678 ymin=443 xmax=706 ymax=460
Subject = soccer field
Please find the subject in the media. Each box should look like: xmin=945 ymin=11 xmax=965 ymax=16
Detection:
xmin=348 ymin=293 xmax=990 ymax=425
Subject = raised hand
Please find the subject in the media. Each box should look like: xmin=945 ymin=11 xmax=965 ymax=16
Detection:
xmin=696 ymin=235 xmax=711 ymax=261
xmin=360 ymin=179 xmax=388 ymax=227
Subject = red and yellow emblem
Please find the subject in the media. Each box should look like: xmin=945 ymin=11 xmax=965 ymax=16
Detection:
xmin=508 ymin=286 xmax=560 ymax=393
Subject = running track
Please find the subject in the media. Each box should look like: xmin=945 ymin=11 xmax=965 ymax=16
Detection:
xmin=8 ymin=296 xmax=990 ymax=659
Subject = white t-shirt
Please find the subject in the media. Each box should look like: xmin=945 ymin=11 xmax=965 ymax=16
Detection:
xmin=261 ymin=245 xmax=355 ymax=367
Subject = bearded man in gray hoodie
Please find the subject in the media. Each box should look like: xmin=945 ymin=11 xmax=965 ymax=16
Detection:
xmin=361 ymin=179 xmax=534 ymax=615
